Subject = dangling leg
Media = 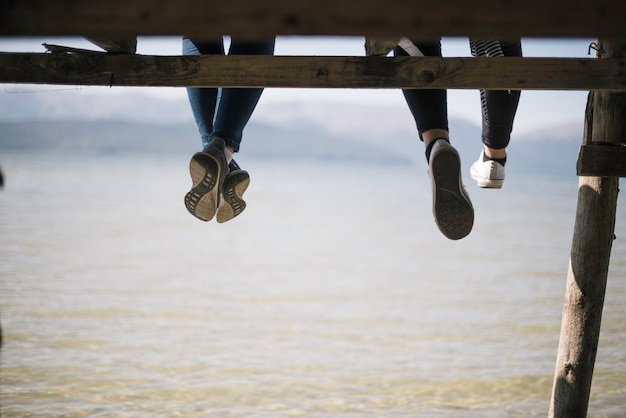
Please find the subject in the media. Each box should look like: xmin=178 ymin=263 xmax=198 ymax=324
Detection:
xmin=184 ymin=38 xmax=222 ymax=149
xmin=212 ymin=38 xmax=276 ymax=223
xmin=183 ymin=38 xmax=228 ymax=222
xmin=211 ymin=39 xmax=276 ymax=154
xmin=469 ymin=39 xmax=522 ymax=188
xmin=397 ymin=40 xmax=473 ymax=240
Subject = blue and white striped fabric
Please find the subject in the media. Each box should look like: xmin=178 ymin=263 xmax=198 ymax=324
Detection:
xmin=469 ymin=39 xmax=509 ymax=119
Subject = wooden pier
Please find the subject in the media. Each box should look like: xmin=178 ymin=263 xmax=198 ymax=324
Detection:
xmin=1 ymin=1 xmax=625 ymax=416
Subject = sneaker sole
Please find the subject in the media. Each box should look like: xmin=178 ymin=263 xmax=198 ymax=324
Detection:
xmin=430 ymin=147 xmax=474 ymax=240
xmin=184 ymin=152 xmax=221 ymax=221
xmin=216 ymin=171 xmax=250 ymax=223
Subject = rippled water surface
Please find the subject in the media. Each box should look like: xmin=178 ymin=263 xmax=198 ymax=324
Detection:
xmin=1 ymin=154 xmax=625 ymax=417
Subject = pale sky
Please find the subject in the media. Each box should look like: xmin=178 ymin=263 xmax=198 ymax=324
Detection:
xmin=0 ymin=36 xmax=595 ymax=134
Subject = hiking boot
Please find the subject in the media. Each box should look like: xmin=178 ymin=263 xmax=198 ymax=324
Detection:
xmin=428 ymin=139 xmax=474 ymax=240
xmin=470 ymin=150 xmax=505 ymax=188
xmin=216 ymin=159 xmax=250 ymax=223
xmin=184 ymin=138 xmax=229 ymax=221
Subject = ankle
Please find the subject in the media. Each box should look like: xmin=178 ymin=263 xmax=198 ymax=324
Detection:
xmin=483 ymin=147 xmax=506 ymax=165
xmin=425 ymin=137 xmax=449 ymax=162
xmin=484 ymin=146 xmax=506 ymax=160
xmin=224 ymin=146 xmax=234 ymax=164
xmin=483 ymin=150 xmax=507 ymax=166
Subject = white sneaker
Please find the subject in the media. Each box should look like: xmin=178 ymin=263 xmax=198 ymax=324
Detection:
xmin=470 ymin=150 xmax=505 ymax=188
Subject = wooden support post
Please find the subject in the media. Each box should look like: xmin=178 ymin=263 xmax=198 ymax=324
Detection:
xmin=549 ymin=39 xmax=626 ymax=417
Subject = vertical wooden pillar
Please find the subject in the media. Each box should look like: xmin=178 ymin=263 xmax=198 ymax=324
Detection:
xmin=549 ymin=39 xmax=626 ymax=417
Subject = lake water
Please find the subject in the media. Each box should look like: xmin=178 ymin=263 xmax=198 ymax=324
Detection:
xmin=1 ymin=153 xmax=625 ymax=417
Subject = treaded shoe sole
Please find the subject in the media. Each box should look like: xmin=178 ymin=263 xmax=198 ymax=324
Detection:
xmin=430 ymin=148 xmax=474 ymax=240
xmin=216 ymin=170 xmax=250 ymax=223
xmin=185 ymin=152 xmax=221 ymax=221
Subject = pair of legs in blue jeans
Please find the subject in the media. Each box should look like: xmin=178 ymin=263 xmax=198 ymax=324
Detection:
xmin=183 ymin=37 xmax=275 ymax=223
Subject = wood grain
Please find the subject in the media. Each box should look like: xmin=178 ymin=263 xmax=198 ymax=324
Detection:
xmin=1 ymin=53 xmax=624 ymax=91
xmin=1 ymin=0 xmax=625 ymax=38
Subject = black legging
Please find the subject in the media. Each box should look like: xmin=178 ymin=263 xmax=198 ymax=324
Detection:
xmin=396 ymin=39 xmax=522 ymax=149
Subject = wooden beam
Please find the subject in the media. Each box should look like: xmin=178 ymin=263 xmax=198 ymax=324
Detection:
xmin=577 ymin=144 xmax=626 ymax=176
xmin=0 ymin=0 xmax=625 ymax=39
xmin=1 ymin=52 xmax=625 ymax=91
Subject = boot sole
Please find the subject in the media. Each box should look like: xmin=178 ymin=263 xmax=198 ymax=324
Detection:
xmin=184 ymin=152 xmax=221 ymax=221
xmin=216 ymin=171 xmax=250 ymax=223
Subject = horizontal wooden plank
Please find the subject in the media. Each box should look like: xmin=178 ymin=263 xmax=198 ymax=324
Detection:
xmin=577 ymin=144 xmax=626 ymax=177
xmin=0 ymin=53 xmax=625 ymax=91
xmin=0 ymin=0 xmax=625 ymax=39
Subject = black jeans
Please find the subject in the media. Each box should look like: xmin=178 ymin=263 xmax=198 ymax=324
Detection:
xmin=396 ymin=39 xmax=522 ymax=149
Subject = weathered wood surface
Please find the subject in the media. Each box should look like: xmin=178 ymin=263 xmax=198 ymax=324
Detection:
xmin=577 ymin=144 xmax=626 ymax=177
xmin=549 ymin=39 xmax=624 ymax=418
xmin=577 ymin=42 xmax=626 ymax=175
xmin=1 ymin=0 xmax=625 ymax=39
xmin=1 ymin=52 xmax=625 ymax=91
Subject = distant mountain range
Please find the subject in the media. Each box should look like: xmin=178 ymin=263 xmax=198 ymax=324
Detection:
xmin=0 ymin=91 xmax=584 ymax=176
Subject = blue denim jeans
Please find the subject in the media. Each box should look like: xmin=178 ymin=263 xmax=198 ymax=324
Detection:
xmin=183 ymin=38 xmax=275 ymax=152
